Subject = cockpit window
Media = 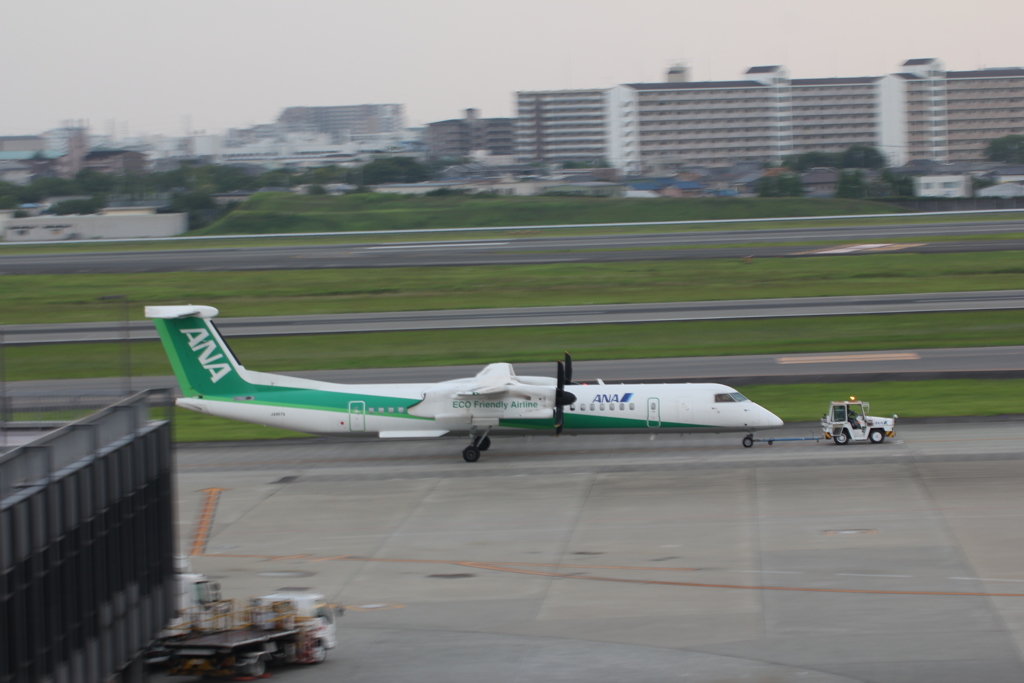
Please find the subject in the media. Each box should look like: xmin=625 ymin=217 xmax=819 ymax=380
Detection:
xmin=730 ymin=392 xmax=749 ymax=402
xmin=714 ymin=392 xmax=750 ymax=403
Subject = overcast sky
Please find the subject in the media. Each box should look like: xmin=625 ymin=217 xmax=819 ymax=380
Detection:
xmin=3 ymin=0 xmax=1022 ymax=137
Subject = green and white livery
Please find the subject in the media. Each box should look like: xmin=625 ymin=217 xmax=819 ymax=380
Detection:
xmin=147 ymin=305 xmax=783 ymax=462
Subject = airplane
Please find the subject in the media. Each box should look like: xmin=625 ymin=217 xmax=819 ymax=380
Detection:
xmin=146 ymin=304 xmax=784 ymax=462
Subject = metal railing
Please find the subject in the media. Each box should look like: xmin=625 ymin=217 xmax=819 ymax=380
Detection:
xmin=0 ymin=388 xmax=173 ymax=502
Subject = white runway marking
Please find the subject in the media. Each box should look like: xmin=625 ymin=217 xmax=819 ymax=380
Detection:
xmin=367 ymin=242 xmax=508 ymax=250
xmin=777 ymin=352 xmax=921 ymax=364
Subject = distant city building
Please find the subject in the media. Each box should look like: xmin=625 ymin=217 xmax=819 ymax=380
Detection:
xmin=81 ymin=149 xmax=147 ymax=175
xmin=917 ymin=60 xmax=1024 ymax=163
xmin=0 ymin=135 xmax=45 ymax=153
xmin=913 ymin=173 xmax=973 ymax=197
xmin=608 ymin=67 xmax=796 ymax=173
xmin=42 ymin=125 xmax=89 ymax=156
xmin=608 ymin=65 xmax=916 ymax=173
xmin=3 ymin=212 xmax=186 ymax=241
xmin=425 ymin=108 xmax=515 ymax=159
xmin=521 ymin=59 xmax=1024 ymax=174
xmin=516 ymin=88 xmax=609 ymax=164
xmin=277 ymin=104 xmax=405 ymax=143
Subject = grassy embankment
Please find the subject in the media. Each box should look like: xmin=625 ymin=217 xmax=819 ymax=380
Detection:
xmin=196 ymin=193 xmax=906 ymax=235
xmin=3 ymin=251 xmax=1023 ymax=323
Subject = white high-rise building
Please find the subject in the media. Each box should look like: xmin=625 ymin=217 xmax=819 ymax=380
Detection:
xmin=515 ymin=89 xmax=609 ymax=164
xmin=526 ymin=59 xmax=1024 ymax=174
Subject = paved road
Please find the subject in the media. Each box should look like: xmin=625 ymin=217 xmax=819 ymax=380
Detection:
xmin=155 ymin=422 xmax=1024 ymax=682
xmin=7 ymin=290 xmax=1024 ymax=344
xmin=6 ymin=346 xmax=1022 ymax=399
xmin=2 ymin=219 xmax=1022 ymax=274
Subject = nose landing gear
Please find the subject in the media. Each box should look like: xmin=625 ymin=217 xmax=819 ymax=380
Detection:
xmin=462 ymin=430 xmax=492 ymax=463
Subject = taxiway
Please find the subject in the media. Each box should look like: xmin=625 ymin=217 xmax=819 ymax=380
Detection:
xmin=163 ymin=421 xmax=1024 ymax=682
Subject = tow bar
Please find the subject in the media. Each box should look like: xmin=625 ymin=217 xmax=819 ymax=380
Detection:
xmin=749 ymin=435 xmax=823 ymax=446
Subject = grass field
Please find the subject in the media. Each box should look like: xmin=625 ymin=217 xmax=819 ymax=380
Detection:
xmin=168 ymin=378 xmax=1024 ymax=443
xmin=2 ymin=251 xmax=1023 ymax=324
xmin=7 ymin=311 xmax=1023 ymax=382
xmin=196 ymin=194 xmax=909 ymax=235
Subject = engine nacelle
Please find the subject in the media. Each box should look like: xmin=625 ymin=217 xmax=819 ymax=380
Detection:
xmin=409 ymin=385 xmax=556 ymax=426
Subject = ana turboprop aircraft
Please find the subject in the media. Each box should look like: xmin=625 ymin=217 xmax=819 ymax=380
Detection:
xmin=147 ymin=305 xmax=783 ymax=462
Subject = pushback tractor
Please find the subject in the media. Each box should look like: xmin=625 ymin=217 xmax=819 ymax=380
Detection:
xmin=822 ymin=399 xmax=896 ymax=445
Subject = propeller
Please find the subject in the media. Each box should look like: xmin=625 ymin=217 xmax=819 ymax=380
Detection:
xmin=554 ymin=354 xmax=577 ymax=435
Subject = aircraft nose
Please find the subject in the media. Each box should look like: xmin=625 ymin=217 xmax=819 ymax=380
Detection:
xmin=760 ymin=406 xmax=784 ymax=428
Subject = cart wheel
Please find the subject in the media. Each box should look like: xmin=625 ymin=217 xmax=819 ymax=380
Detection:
xmin=241 ymin=656 xmax=266 ymax=677
xmin=869 ymin=430 xmax=885 ymax=444
xmin=308 ymin=640 xmax=327 ymax=664
xmin=833 ymin=430 xmax=850 ymax=446
xmin=742 ymin=435 xmax=754 ymax=448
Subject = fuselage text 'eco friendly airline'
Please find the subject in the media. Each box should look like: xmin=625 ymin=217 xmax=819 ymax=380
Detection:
xmin=147 ymin=305 xmax=783 ymax=462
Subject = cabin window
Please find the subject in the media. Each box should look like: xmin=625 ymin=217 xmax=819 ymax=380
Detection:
xmin=590 ymin=404 xmax=596 ymax=411
xmin=629 ymin=403 xmax=635 ymax=410
xmin=619 ymin=403 xmax=625 ymax=411
xmin=600 ymin=403 xmax=606 ymax=411
xmin=398 ymin=406 xmax=405 ymax=413
xmin=570 ymin=404 xmax=575 ymax=411
xmin=388 ymin=407 xmax=394 ymax=413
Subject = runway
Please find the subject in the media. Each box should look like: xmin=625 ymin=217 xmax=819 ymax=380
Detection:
xmin=7 ymin=290 xmax=1024 ymax=344
xmin=2 ymin=218 xmax=1022 ymax=274
xmin=161 ymin=421 xmax=1024 ymax=682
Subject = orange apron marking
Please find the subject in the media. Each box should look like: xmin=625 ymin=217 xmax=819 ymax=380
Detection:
xmin=189 ymin=488 xmax=226 ymax=556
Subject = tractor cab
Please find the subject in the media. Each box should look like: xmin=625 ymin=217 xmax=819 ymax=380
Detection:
xmin=822 ymin=399 xmax=896 ymax=446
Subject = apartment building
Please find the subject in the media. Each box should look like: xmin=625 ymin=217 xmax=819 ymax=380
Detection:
xmin=277 ymin=104 xmax=405 ymax=142
xmin=529 ymin=58 xmax=1022 ymax=174
xmin=516 ymin=89 xmax=608 ymax=164
xmin=789 ymin=77 xmax=883 ymax=155
xmin=897 ymin=59 xmax=952 ymax=162
xmin=609 ymin=66 xmax=796 ymax=174
xmin=945 ymin=67 xmax=1024 ymax=162
xmin=891 ymin=59 xmax=1024 ymax=163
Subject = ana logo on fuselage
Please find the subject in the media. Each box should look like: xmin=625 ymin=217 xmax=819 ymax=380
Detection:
xmin=180 ymin=327 xmax=232 ymax=383
xmin=592 ymin=393 xmax=634 ymax=404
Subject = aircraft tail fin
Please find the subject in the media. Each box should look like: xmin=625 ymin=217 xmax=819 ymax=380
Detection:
xmin=145 ymin=305 xmax=257 ymax=397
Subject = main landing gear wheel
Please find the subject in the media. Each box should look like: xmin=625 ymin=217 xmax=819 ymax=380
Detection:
xmin=463 ymin=446 xmax=481 ymax=463
xmin=833 ymin=430 xmax=851 ymax=445
xmin=869 ymin=430 xmax=885 ymax=444
xmin=742 ymin=435 xmax=754 ymax=448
